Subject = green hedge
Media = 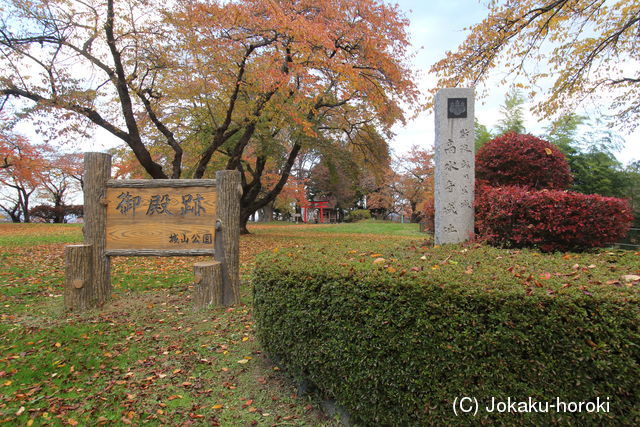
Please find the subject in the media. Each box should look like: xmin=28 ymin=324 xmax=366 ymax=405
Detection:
xmin=253 ymin=244 xmax=640 ymax=425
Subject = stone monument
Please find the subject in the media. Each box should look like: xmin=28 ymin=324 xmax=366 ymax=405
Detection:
xmin=434 ymin=88 xmax=475 ymax=244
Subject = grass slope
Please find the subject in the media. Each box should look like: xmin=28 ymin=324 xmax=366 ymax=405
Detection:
xmin=0 ymin=221 xmax=419 ymax=425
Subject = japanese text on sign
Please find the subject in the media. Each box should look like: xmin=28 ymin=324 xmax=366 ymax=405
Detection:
xmin=105 ymin=186 xmax=217 ymax=251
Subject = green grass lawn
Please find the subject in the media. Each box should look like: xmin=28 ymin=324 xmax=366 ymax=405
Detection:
xmin=1 ymin=221 xmax=637 ymax=425
xmin=0 ymin=223 xmax=83 ymax=246
xmin=249 ymin=219 xmax=422 ymax=237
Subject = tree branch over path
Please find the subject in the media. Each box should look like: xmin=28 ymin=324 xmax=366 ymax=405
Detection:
xmin=431 ymin=0 xmax=640 ymax=131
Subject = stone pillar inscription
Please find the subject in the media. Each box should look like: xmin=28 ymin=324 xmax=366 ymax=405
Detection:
xmin=434 ymin=88 xmax=475 ymax=245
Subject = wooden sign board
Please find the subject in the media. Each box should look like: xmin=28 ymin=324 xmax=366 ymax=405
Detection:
xmin=105 ymin=180 xmax=217 ymax=255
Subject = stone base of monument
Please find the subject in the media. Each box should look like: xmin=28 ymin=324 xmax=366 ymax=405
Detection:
xmin=193 ymin=261 xmax=223 ymax=309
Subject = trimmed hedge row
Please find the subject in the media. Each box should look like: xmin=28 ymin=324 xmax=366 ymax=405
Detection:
xmin=476 ymin=186 xmax=633 ymax=252
xmin=253 ymin=244 xmax=640 ymax=425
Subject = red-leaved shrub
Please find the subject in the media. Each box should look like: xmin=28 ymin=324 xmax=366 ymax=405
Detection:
xmin=476 ymin=133 xmax=572 ymax=190
xmin=475 ymin=186 xmax=633 ymax=252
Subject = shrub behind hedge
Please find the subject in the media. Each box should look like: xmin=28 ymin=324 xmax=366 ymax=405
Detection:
xmin=476 ymin=186 xmax=633 ymax=252
xmin=476 ymin=133 xmax=572 ymax=190
xmin=254 ymin=245 xmax=640 ymax=425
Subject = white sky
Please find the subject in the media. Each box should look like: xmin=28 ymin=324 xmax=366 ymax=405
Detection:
xmin=12 ymin=0 xmax=639 ymax=164
xmin=392 ymin=0 xmax=640 ymax=164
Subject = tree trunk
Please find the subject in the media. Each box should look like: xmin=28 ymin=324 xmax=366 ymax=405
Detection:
xmin=54 ymin=195 xmax=65 ymax=223
xmin=238 ymin=143 xmax=303 ymax=234
xmin=262 ymin=202 xmax=274 ymax=222
xmin=83 ymin=152 xmax=112 ymax=306
xmin=19 ymin=189 xmax=31 ymax=223
xmin=240 ymin=208 xmax=252 ymax=235
xmin=193 ymin=261 xmax=223 ymax=309
xmin=215 ymin=170 xmax=242 ymax=306
xmin=1 ymin=204 xmax=22 ymax=223
xmin=64 ymin=244 xmax=95 ymax=311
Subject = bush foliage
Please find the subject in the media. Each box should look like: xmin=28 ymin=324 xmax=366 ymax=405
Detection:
xmin=29 ymin=204 xmax=83 ymax=223
xmin=476 ymin=186 xmax=633 ymax=252
xmin=474 ymin=133 xmax=632 ymax=250
xmin=254 ymin=244 xmax=640 ymax=425
xmin=346 ymin=209 xmax=372 ymax=222
xmin=476 ymin=133 xmax=572 ymax=190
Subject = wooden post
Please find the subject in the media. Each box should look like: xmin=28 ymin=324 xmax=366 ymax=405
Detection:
xmin=193 ymin=261 xmax=223 ymax=309
xmin=83 ymin=152 xmax=112 ymax=306
xmin=215 ymin=170 xmax=242 ymax=306
xmin=64 ymin=244 xmax=94 ymax=311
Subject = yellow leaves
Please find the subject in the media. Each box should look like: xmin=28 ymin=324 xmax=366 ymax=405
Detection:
xmin=430 ymin=0 xmax=640 ymax=130
xmin=544 ymin=147 xmax=553 ymax=155
xmin=212 ymin=404 xmax=223 ymax=410
xmin=372 ymin=257 xmax=386 ymax=265
xmin=237 ymin=359 xmax=249 ymax=364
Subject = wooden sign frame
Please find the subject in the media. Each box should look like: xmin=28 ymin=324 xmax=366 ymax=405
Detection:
xmin=65 ymin=152 xmax=242 ymax=310
xmin=104 ymin=179 xmax=218 ymax=257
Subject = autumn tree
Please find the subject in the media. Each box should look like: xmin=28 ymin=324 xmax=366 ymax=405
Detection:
xmin=308 ymin=156 xmax=359 ymax=214
xmin=37 ymin=152 xmax=83 ymax=222
xmin=431 ymin=0 xmax=640 ymax=130
xmin=0 ymin=130 xmax=44 ymax=222
xmin=1 ymin=0 xmax=418 ymax=233
xmin=368 ymin=145 xmax=434 ymax=222
xmin=305 ymin=124 xmax=391 ymax=219
xmin=366 ymin=167 xmax=405 ymax=218
xmin=166 ymin=0 xmax=417 ymax=231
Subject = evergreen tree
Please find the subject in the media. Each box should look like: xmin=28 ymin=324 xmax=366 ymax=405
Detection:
xmin=495 ymin=88 xmax=526 ymax=135
xmin=545 ymin=114 xmax=627 ymax=197
xmin=474 ymin=119 xmax=493 ymax=152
